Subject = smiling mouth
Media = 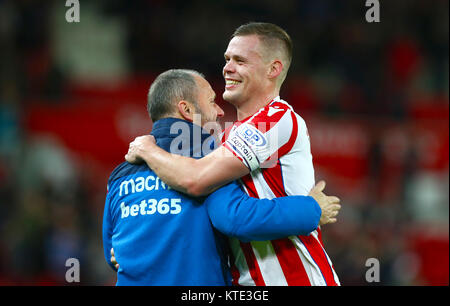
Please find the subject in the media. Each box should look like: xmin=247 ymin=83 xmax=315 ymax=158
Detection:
xmin=225 ymin=79 xmax=242 ymax=88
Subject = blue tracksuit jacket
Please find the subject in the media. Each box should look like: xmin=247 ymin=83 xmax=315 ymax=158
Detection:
xmin=102 ymin=118 xmax=321 ymax=285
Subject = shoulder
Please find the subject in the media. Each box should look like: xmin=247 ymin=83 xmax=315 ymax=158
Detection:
xmin=267 ymin=98 xmax=309 ymax=130
xmin=238 ymin=99 xmax=300 ymax=139
xmin=245 ymin=98 xmax=294 ymax=127
xmin=107 ymin=161 xmax=150 ymax=185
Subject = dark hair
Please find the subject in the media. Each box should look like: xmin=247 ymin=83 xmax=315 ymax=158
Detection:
xmin=233 ymin=22 xmax=292 ymax=82
xmin=147 ymin=69 xmax=203 ymax=122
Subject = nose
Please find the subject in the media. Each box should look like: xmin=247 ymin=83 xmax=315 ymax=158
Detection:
xmin=223 ymin=60 xmax=235 ymax=76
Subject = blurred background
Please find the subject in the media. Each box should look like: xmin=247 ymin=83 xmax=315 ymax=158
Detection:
xmin=0 ymin=0 xmax=448 ymax=286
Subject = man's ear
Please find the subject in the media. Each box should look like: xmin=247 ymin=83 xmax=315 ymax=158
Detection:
xmin=268 ymin=60 xmax=283 ymax=80
xmin=177 ymin=100 xmax=194 ymax=122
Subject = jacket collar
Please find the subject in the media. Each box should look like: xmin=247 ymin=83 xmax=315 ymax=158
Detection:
xmin=150 ymin=117 xmax=216 ymax=158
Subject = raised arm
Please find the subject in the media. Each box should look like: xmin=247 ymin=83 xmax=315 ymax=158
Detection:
xmin=125 ymin=135 xmax=249 ymax=196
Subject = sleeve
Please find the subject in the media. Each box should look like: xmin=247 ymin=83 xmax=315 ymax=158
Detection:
xmin=205 ymin=181 xmax=322 ymax=242
xmin=223 ymin=105 xmax=294 ymax=172
xmin=102 ymin=186 xmax=117 ymax=271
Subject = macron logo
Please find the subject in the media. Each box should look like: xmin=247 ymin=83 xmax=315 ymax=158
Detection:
xmin=119 ymin=175 xmax=169 ymax=196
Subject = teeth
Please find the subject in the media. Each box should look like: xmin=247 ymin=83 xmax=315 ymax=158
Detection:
xmin=226 ymin=80 xmax=241 ymax=85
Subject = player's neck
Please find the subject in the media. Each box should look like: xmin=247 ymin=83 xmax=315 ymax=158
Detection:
xmin=235 ymin=91 xmax=279 ymax=121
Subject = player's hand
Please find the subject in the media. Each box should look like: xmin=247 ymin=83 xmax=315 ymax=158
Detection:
xmin=125 ymin=135 xmax=156 ymax=164
xmin=308 ymin=180 xmax=341 ymax=226
xmin=110 ymin=248 xmax=119 ymax=270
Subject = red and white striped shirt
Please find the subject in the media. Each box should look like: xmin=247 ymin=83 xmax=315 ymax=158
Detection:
xmin=221 ymin=96 xmax=340 ymax=286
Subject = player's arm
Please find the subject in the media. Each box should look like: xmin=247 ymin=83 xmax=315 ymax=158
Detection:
xmin=125 ymin=135 xmax=249 ymax=196
xmin=205 ymin=180 xmax=340 ymax=242
xmin=102 ymin=191 xmax=118 ymax=271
